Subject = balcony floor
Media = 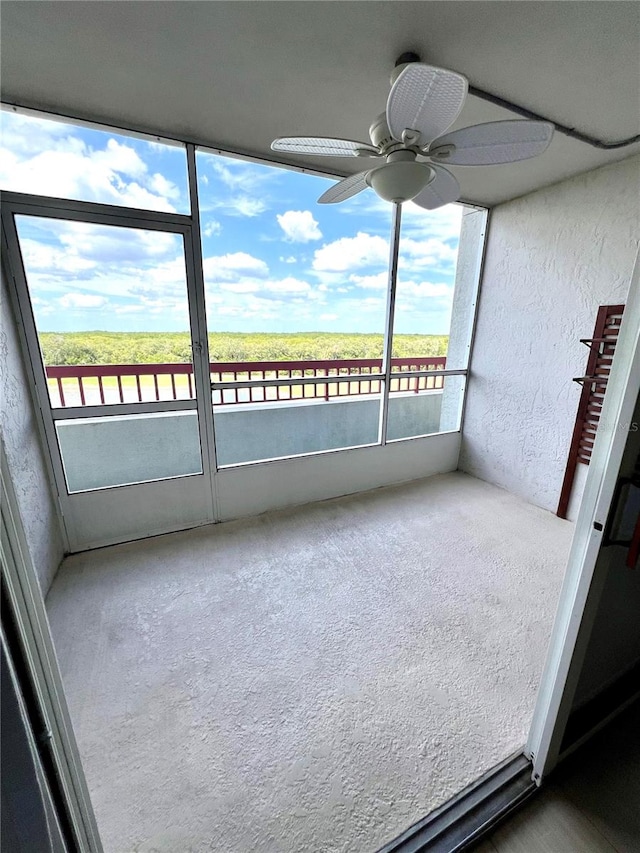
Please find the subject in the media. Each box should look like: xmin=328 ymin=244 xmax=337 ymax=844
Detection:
xmin=46 ymin=471 xmax=573 ymax=853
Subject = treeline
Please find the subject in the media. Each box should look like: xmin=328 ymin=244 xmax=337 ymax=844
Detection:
xmin=39 ymin=332 xmax=449 ymax=365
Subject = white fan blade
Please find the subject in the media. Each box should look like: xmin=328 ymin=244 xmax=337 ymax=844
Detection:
xmin=318 ymin=171 xmax=370 ymax=204
xmin=412 ymin=165 xmax=460 ymax=210
xmin=429 ymin=120 xmax=554 ymax=165
xmin=387 ymin=63 xmax=468 ymax=146
xmin=271 ymin=137 xmax=378 ymax=157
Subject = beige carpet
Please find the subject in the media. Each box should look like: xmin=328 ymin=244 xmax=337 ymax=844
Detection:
xmin=46 ymin=472 xmax=573 ymax=853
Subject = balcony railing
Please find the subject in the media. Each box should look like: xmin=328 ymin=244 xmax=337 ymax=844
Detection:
xmin=45 ymin=357 xmax=447 ymax=408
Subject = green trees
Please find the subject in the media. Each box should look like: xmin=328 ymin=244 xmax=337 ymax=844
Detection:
xmin=39 ymin=331 xmax=449 ymax=365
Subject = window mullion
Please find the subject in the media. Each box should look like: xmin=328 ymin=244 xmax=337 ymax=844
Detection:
xmin=378 ymin=202 xmax=402 ymax=446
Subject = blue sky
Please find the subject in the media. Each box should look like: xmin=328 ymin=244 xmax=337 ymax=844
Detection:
xmin=1 ymin=109 xmax=463 ymax=336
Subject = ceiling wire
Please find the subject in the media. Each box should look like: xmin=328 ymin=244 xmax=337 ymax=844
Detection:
xmin=393 ymin=51 xmax=639 ymax=151
xmin=467 ymin=84 xmax=640 ymax=151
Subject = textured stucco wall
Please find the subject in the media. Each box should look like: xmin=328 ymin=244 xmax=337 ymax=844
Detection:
xmin=1 ymin=263 xmax=64 ymax=593
xmin=460 ymin=155 xmax=640 ymax=511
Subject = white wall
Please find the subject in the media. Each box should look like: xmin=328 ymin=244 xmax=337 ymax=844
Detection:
xmin=460 ymin=155 xmax=640 ymax=511
xmin=215 ymin=431 xmax=460 ymax=522
xmin=1 ymin=263 xmax=64 ymax=593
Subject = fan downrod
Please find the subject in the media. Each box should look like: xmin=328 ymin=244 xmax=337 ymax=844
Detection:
xmin=394 ymin=51 xmax=421 ymax=67
xmin=391 ymin=51 xmax=422 ymax=84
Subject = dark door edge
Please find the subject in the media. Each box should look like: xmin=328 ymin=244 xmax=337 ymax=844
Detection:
xmin=377 ymin=751 xmax=537 ymax=853
xmin=1 ymin=576 xmax=78 ymax=851
xmin=560 ymin=661 xmax=640 ymax=757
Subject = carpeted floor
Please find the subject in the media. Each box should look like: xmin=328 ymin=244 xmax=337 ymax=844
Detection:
xmin=46 ymin=472 xmax=574 ymax=853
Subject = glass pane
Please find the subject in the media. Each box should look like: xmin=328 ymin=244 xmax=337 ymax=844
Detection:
xmin=392 ymin=202 xmax=485 ymax=371
xmin=196 ymin=150 xmax=392 ymax=465
xmin=388 ymin=201 xmax=484 ymax=439
xmin=392 ymin=200 xmax=462 ymax=360
xmin=56 ymin=411 xmax=202 ymax=492
xmin=1 ymin=108 xmax=189 ymax=213
xmin=387 ymin=374 xmax=466 ymax=441
xmin=14 ymin=214 xmax=203 ymax=491
xmin=15 ymin=216 xmax=195 ymax=407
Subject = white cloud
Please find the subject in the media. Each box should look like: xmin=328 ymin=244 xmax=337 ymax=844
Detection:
xmin=19 ymin=238 xmax=97 ymax=275
xmin=113 ymin=304 xmax=146 ymax=315
xmin=219 ymin=281 xmax=261 ymax=294
xmin=348 ymin=268 xmax=451 ymax=300
xmin=139 ymin=256 xmax=187 ymax=289
xmin=199 ymin=157 xmax=277 ymax=218
xmin=92 ymin=138 xmax=147 ymax=179
xmin=0 ymin=113 xmax=181 ymax=212
xmin=202 ymin=255 xmax=316 ymax=303
xmin=276 ymin=210 xmax=322 ymax=243
xmin=0 ymin=112 xmax=74 ymax=157
xmin=209 ymin=275 xmax=313 ymax=299
xmin=148 ymin=172 xmax=180 ymax=200
xmin=400 ymin=236 xmax=457 ymax=268
xmin=358 ymin=296 xmax=385 ymax=313
xmin=319 ymin=313 xmax=338 ymax=321
xmin=210 ymin=158 xmax=271 ymax=193
xmin=58 ymin=293 xmax=107 ymax=309
xmin=399 ymin=280 xmax=451 ymax=298
xmin=51 ymin=220 xmax=179 ymax=263
xmin=227 ymin=197 xmax=266 ymax=217
xmin=203 ymin=252 xmax=269 ymax=281
xmin=203 ymin=220 xmax=222 ymax=237
xmin=210 ymin=293 xmax=289 ymax=323
xmin=262 ymin=277 xmax=311 ymax=295
xmin=280 ymin=255 xmax=297 ymax=264
xmin=313 ymin=232 xmax=388 ymax=272
xmin=17 ymin=217 xmax=191 ymax=319
xmin=349 ymin=271 xmax=388 ymax=290
xmin=402 ymin=202 xmax=463 ymax=242
xmin=335 ymin=190 xmax=392 ymax=218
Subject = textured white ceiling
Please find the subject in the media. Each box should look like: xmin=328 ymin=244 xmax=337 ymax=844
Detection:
xmin=2 ymin=1 xmax=639 ymax=206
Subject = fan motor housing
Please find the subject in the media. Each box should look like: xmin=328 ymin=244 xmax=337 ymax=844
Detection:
xmin=369 ymin=112 xmax=394 ymax=149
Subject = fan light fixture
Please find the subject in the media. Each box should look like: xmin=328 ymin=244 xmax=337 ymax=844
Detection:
xmin=367 ymin=157 xmax=434 ymax=203
xmin=271 ymin=53 xmax=554 ymax=210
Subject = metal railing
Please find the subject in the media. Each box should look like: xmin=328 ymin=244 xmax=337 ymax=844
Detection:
xmin=45 ymin=357 xmax=447 ymax=408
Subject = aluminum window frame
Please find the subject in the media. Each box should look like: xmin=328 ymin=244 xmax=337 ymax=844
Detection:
xmin=1 ymin=106 xmax=488 ymax=479
xmin=193 ymin=153 xmax=486 ymax=465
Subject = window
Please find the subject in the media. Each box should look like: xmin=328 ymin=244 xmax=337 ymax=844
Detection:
xmin=196 ymin=150 xmax=392 ymax=465
xmin=16 ymin=216 xmax=195 ymax=408
xmin=196 ymin=149 xmax=484 ymax=464
xmin=1 ymin=107 xmax=189 ymax=213
xmin=388 ymin=201 xmax=485 ymax=440
xmin=14 ymin=214 xmax=202 ymax=493
xmin=2 ymin=106 xmax=486 ymax=481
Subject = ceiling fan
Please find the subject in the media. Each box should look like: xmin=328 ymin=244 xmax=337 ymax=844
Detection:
xmin=271 ymin=53 xmax=554 ymax=209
